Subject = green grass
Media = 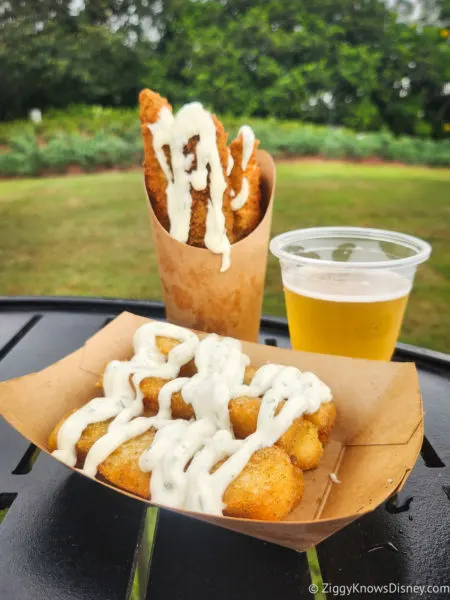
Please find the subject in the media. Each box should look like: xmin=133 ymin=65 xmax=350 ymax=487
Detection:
xmin=0 ymin=161 xmax=449 ymax=352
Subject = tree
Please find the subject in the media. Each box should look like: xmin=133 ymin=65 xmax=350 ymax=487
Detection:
xmin=0 ymin=0 xmax=448 ymax=137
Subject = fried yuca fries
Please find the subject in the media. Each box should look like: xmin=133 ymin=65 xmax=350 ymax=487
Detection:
xmin=48 ymin=413 xmax=112 ymax=467
xmin=48 ymin=322 xmax=336 ymax=522
xmin=229 ymin=397 xmax=325 ymax=470
xmin=222 ymin=446 xmax=303 ymax=521
xmin=53 ymin=422 xmax=303 ymax=521
xmin=98 ymin=429 xmax=156 ymax=499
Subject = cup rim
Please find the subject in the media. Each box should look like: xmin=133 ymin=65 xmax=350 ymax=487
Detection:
xmin=270 ymin=226 xmax=432 ymax=270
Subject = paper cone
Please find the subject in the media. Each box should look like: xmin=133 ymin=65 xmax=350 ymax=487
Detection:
xmin=0 ymin=312 xmax=423 ymax=552
xmin=146 ymin=150 xmax=275 ymax=342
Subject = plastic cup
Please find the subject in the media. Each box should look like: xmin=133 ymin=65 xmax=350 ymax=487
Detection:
xmin=270 ymin=227 xmax=431 ymax=360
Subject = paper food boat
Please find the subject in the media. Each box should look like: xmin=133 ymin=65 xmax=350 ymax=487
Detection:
xmin=146 ymin=150 xmax=275 ymax=342
xmin=0 ymin=312 xmax=423 ymax=551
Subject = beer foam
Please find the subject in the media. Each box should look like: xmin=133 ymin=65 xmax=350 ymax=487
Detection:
xmin=283 ymin=267 xmax=412 ymax=303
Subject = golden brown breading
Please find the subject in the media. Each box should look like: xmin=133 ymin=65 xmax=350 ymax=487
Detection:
xmin=304 ymin=401 xmax=337 ymax=445
xmin=243 ymin=365 xmax=257 ymax=384
xmin=139 ymin=89 xmax=236 ymax=246
xmin=139 ymin=89 xmax=172 ymax=232
xmin=98 ymin=429 xmax=155 ymax=498
xmin=139 ymin=376 xmax=194 ymax=420
xmin=229 ymin=396 xmax=260 ymax=439
xmin=229 ymin=397 xmax=325 ymax=470
xmin=48 ymin=403 xmax=157 ymax=466
xmin=277 ymin=419 xmax=323 ymax=470
xmin=222 ymin=446 xmax=304 ymax=521
xmin=155 ymin=336 xmax=196 ymax=376
xmin=187 ymin=118 xmax=235 ymax=247
xmin=229 ymin=132 xmax=262 ymax=241
xmin=48 ymin=410 xmax=112 ymax=467
xmin=98 ymin=433 xmax=303 ymax=519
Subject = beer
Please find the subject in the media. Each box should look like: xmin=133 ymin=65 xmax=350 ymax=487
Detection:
xmin=283 ymin=268 xmax=410 ymax=360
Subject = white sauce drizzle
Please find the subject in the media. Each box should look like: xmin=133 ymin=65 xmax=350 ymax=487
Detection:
xmin=231 ymin=177 xmax=249 ymax=211
xmin=229 ymin=125 xmax=255 ymax=211
xmin=226 ymin=149 xmax=234 ymax=175
xmin=53 ymin=323 xmax=332 ymax=516
xmin=52 ymin=322 xmax=198 ymax=466
xmin=149 ymin=102 xmax=231 ymax=272
xmin=329 ymin=472 xmax=341 ymax=484
xmin=239 ymin=125 xmax=256 ymax=170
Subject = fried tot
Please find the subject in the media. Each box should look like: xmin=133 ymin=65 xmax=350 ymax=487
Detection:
xmin=48 ymin=410 xmax=112 ymax=467
xmin=155 ymin=335 xmax=196 ymax=376
xmin=229 ymin=396 xmax=260 ymax=439
xmin=139 ymin=376 xmax=194 ymax=420
xmin=305 ymin=401 xmax=337 ymax=445
xmin=222 ymin=446 xmax=303 ymax=521
xmin=277 ymin=419 xmax=323 ymax=470
xmin=229 ymin=130 xmax=262 ymax=241
xmin=229 ymin=397 xmax=324 ymax=470
xmin=243 ymin=365 xmax=257 ymax=384
xmin=139 ymin=89 xmax=173 ymax=232
xmin=98 ymin=429 xmax=155 ymax=498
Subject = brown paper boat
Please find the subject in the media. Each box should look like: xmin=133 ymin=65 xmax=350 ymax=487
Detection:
xmin=0 ymin=312 xmax=423 ymax=551
xmin=146 ymin=149 xmax=275 ymax=342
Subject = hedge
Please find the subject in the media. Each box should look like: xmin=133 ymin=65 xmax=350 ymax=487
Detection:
xmin=0 ymin=106 xmax=449 ymax=176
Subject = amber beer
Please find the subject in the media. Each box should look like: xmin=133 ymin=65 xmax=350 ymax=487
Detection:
xmin=283 ymin=269 xmax=410 ymax=360
xmin=270 ymin=227 xmax=431 ymax=361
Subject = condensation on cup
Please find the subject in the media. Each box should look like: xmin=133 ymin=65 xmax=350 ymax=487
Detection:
xmin=270 ymin=227 xmax=431 ymax=360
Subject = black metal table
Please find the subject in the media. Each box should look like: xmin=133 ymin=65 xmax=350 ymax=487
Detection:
xmin=0 ymin=297 xmax=449 ymax=600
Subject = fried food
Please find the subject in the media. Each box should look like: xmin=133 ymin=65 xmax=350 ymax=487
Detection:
xmin=140 ymin=376 xmax=194 ymax=420
xmin=49 ymin=322 xmax=336 ymax=522
xmin=155 ymin=335 xmax=196 ymax=376
xmin=139 ymin=88 xmax=263 ymax=263
xmin=229 ymin=396 xmax=336 ymax=470
xmin=101 ymin=436 xmax=304 ymax=521
xmin=243 ymin=366 xmax=257 ymax=384
xmin=229 ymin=128 xmax=262 ymax=241
xmin=139 ymin=89 xmax=172 ymax=232
xmin=186 ymin=116 xmax=235 ymax=247
xmin=305 ymin=401 xmax=337 ymax=445
xmin=139 ymin=89 xmax=236 ymax=248
xmin=222 ymin=446 xmax=304 ymax=521
xmin=98 ymin=429 xmax=155 ymax=498
xmin=277 ymin=419 xmax=323 ymax=470
xmin=66 ymin=424 xmax=303 ymax=521
xmin=229 ymin=396 xmax=260 ymax=439
xmin=48 ymin=410 xmax=112 ymax=467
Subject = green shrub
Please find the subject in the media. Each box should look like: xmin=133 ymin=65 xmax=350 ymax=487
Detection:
xmin=0 ymin=106 xmax=449 ymax=176
xmin=0 ymin=133 xmax=42 ymax=175
xmin=39 ymin=135 xmax=76 ymax=172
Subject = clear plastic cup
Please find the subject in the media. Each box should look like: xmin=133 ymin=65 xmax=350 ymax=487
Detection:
xmin=270 ymin=227 xmax=431 ymax=360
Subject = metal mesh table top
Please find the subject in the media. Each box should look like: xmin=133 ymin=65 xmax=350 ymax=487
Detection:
xmin=0 ymin=297 xmax=449 ymax=600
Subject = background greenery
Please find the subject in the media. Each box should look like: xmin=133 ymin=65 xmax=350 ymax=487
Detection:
xmin=0 ymin=162 xmax=448 ymax=352
xmin=1 ymin=0 xmax=449 ymax=137
xmin=1 ymin=105 xmax=450 ymax=176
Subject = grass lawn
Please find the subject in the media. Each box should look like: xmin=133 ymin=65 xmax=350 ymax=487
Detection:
xmin=0 ymin=161 xmax=449 ymax=352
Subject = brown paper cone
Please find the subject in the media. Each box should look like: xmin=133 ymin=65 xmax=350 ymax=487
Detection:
xmin=146 ymin=150 xmax=275 ymax=342
xmin=0 ymin=312 xmax=423 ymax=552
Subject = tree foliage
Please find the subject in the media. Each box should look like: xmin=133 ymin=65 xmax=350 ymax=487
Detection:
xmin=0 ymin=0 xmax=449 ymax=136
